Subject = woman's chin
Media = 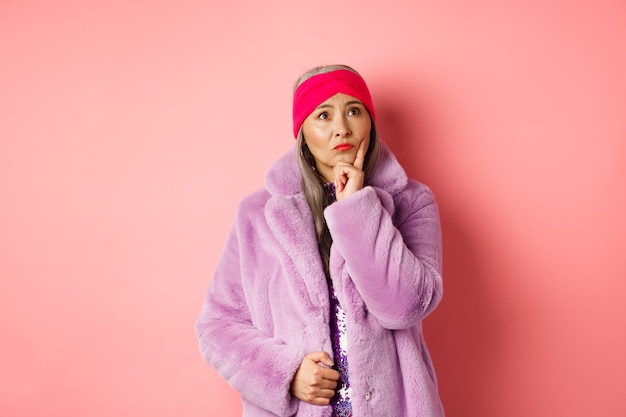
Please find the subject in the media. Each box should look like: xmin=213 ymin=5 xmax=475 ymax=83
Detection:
xmin=334 ymin=153 xmax=356 ymax=165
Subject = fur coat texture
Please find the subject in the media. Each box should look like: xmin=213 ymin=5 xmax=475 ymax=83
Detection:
xmin=195 ymin=142 xmax=444 ymax=417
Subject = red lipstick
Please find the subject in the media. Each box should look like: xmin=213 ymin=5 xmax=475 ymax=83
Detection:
xmin=334 ymin=143 xmax=354 ymax=151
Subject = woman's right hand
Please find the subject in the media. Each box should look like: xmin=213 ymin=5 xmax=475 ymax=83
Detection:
xmin=290 ymin=351 xmax=340 ymax=405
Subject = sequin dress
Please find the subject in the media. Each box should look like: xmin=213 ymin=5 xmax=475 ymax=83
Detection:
xmin=323 ymin=182 xmax=353 ymax=417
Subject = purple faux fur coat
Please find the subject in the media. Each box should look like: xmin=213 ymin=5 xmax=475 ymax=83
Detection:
xmin=195 ymin=142 xmax=444 ymax=417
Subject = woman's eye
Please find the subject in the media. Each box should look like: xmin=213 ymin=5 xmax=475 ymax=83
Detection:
xmin=348 ymin=108 xmax=360 ymax=116
xmin=318 ymin=112 xmax=329 ymax=120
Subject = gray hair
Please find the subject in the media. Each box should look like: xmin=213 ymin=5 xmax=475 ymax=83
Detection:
xmin=293 ymin=64 xmax=381 ymax=275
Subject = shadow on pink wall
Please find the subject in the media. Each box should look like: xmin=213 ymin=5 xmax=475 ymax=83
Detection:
xmin=376 ymin=85 xmax=500 ymax=416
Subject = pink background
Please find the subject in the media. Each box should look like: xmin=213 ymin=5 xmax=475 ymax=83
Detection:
xmin=1 ymin=1 xmax=625 ymax=416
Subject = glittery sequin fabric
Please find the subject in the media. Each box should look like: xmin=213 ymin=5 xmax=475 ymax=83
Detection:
xmin=329 ymin=281 xmax=352 ymax=417
xmin=324 ymin=182 xmax=353 ymax=417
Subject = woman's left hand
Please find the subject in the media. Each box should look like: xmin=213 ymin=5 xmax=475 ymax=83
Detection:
xmin=334 ymin=139 xmax=366 ymax=201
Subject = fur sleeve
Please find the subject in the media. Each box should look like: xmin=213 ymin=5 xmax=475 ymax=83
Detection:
xmin=324 ymin=182 xmax=443 ymax=329
xmin=195 ymin=214 xmax=305 ymax=416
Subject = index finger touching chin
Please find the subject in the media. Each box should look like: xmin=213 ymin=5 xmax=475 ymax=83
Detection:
xmin=353 ymin=139 xmax=367 ymax=170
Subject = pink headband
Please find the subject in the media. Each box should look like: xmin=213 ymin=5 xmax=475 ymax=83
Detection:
xmin=292 ymin=69 xmax=376 ymax=138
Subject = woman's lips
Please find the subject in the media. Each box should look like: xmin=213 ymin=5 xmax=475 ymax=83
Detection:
xmin=334 ymin=143 xmax=354 ymax=151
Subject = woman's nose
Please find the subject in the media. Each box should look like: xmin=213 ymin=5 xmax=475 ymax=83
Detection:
xmin=334 ymin=116 xmax=351 ymax=137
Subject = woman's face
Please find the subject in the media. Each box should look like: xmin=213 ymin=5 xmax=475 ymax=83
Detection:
xmin=302 ymin=93 xmax=371 ymax=183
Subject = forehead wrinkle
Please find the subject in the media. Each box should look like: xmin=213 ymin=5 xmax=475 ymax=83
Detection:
xmin=314 ymin=98 xmax=364 ymax=111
